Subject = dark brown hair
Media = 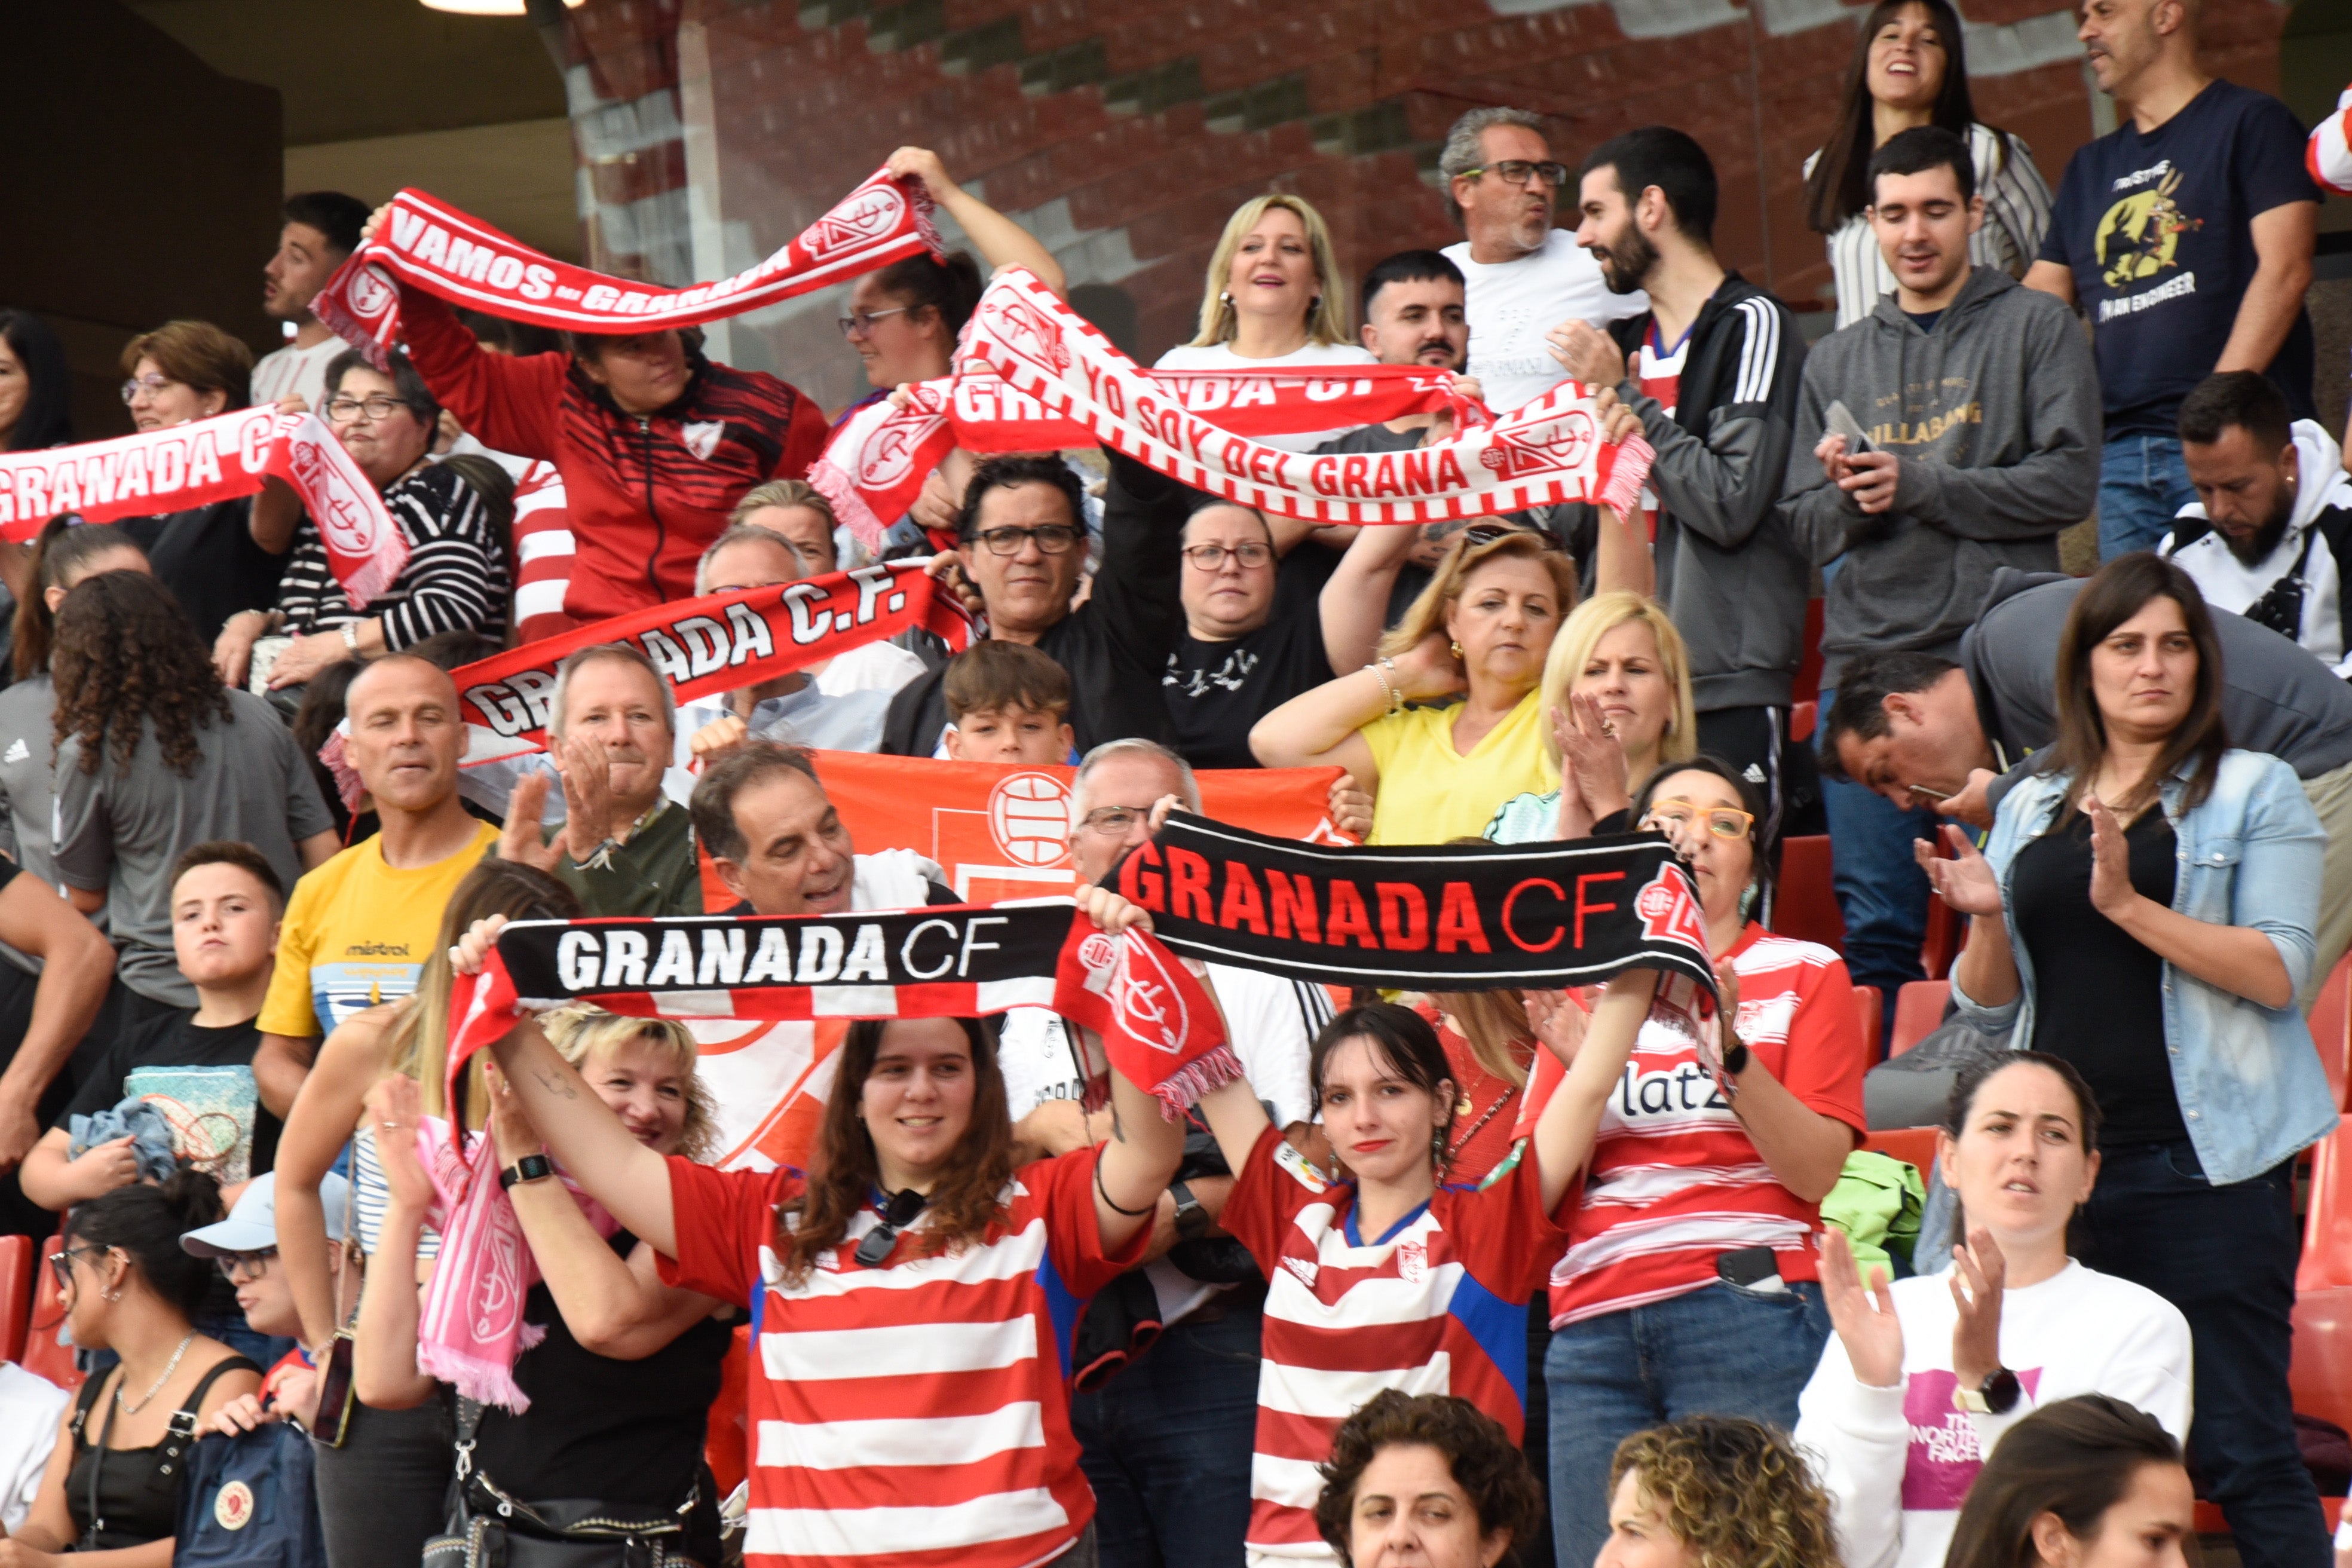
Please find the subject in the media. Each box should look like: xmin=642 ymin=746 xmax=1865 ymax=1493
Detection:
xmin=689 ymin=739 xmax=822 ymax=865
xmin=172 ymin=840 xmax=286 ymax=909
xmin=1942 ymin=1395 xmax=2183 ymax=1568
xmin=65 ymin=1168 xmax=225 ymax=1321
xmin=1313 ymin=1390 xmax=1544 ymax=1564
xmin=1805 ymin=0 xmax=2004 ymax=234
xmin=1310 ymin=1004 xmax=1457 ymax=1166
xmin=1609 ymin=1417 xmax=1842 ymax=1568
xmin=775 ymin=1016 xmax=1017 ymax=1284
xmin=12 ymin=518 xmax=146 ymax=681
xmin=944 ymin=639 xmax=1072 ymax=722
xmin=120 ymin=320 xmax=253 ymax=409
xmin=867 ymin=250 xmax=985 ymax=341
xmin=52 ymin=569 xmax=229 ymax=779
xmin=2041 ymin=553 xmax=2227 ymax=816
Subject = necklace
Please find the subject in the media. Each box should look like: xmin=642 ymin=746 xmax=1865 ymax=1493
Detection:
xmin=116 ymin=1332 xmax=195 ymax=1416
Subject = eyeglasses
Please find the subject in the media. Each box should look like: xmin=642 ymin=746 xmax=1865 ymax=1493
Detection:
xmin=853 ymin=1188 xmax=928 ymax=1267
xmin=216 ymin=1248 xmax=279 ymax=1282
xmin=1078 ymin=804 xmax=1154 ymax=839
xmin=837 ymin=307 xmax=912 ymax=338
xmin=47 ymin=1244 xmax=106 ymax=1290
xmin=970 ymin=523 xmax=1081 ymax=556
xmin=120 ymin=374 xmax=183 ymax=405
xmin=1181 ymin=542 xmax=1272 ymax=571
xmin=324 ymin=395 xmax=408 ymax=424
xmin=1459 ymin=160 xmax=1570 ymax=190
xmin=1644 ymin=798 xmax=1756 ymax=841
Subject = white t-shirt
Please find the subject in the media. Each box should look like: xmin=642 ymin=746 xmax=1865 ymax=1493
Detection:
xmin=1793 ymin=1260 xmax=2191 ymax=1568
xmin=1440 ymin=231 xmax=1649 ymax=412
xmin=251 ymin=334 xmax=349 ymax=410
xmin=2163 ymin=417 xmax=2352 ymax=677
xmin=0 ymin=1362 xmax=67 ymax=1533
xmin=1154 ymin=339 xmax=1380 ymax=451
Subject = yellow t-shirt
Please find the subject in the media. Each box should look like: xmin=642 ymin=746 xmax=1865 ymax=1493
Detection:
xmin=1361 ymin=690 xmax=1558 ymax=846
xmin=257 ymin=821 xmax=500 ymax=1039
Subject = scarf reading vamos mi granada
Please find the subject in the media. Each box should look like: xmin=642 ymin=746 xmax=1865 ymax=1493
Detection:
xmin=811 ymin=268 xmax=1655 ymax=543
xmin=313 ymin=170 xmax=939 ymax=366
xmin=0 ymin=408 xmax=409 ymax=601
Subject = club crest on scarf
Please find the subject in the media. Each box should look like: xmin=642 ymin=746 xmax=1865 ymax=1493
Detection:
xmin=1633 ymin=863 xmax=1710 ymax=960
xmin=808 ymin=183 xmax=909 ymax=260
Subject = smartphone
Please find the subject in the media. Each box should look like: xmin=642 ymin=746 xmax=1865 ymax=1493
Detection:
xmin=1717 ymin=1245 xmax=1787 ymax=1293
xmin=309 ymin=1328 xmax=359 ymax=1447
xmin=1824 ymin=400 xmax=1873 ymax=454
xmin=1906 ymin=782 xmax=1952 ymax=803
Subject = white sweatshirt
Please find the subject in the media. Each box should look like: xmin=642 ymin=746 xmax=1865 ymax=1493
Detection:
xmin=1793 ymin=1260 xmax=2192 ymax=1568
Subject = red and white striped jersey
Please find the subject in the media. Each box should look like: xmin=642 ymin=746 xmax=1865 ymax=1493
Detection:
xmin=1220 ymin=1125 xmax=1564 ymax=1564
xmin=656 ymin=1147 xmax=1146 ymax=1568
xmin=2311 ymin=85 xmax=2352 ymax=196
xmin=510 ymin=460 xmax=575 ymax=642
xmin=1518 ymin=924 xmax=1866 ymax=1327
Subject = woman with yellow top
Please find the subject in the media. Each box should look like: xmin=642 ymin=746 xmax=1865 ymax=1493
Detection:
xmin=1250 ymin=526 xmax=1577 ymax=843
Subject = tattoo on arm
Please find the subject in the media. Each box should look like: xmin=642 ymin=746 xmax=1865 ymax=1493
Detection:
xmin=531 ymin=1068 xmax=578 ymax=1100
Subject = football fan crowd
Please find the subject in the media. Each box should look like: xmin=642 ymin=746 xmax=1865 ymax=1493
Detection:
xmin=7 ymin=4 xmax=2352 ymax=1568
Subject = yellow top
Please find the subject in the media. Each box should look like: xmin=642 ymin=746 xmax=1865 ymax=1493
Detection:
xmin=258 ymin=820 xmax=500 ymax=1039
xmin=1359 ymin=689 xmax=1558 ymax=846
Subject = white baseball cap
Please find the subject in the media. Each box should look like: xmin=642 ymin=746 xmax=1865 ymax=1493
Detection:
xmin=181 ymin=1170 xmax=350 ymax=1257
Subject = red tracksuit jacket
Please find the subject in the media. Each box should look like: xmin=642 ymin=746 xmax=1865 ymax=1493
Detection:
xmin=398 ymin=286 xmax=831 ymax=624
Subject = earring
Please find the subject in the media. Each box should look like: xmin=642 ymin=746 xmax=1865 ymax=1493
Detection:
xmin=1449 ymin=641 xmax=1463 ymax=659
xmin=1219 ymin=291 xmax=1232 ymax=305
xmin=103 ymin=1287 xmax=122 ymax=1302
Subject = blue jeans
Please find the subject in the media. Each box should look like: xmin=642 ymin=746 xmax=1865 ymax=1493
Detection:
xmin=2076 ymin=1144 xmax=2326 ymax=1568
xmin=1817 ymin=687 xmax=1938 ymax=1030
xmin=1545 ymin=1279 xmax=1830 ymax=1568
xmin=1070 ymin=1292 xmax=1263 ymax=1568
xmin=2099 ymin=434 xmax=2196 ymax=560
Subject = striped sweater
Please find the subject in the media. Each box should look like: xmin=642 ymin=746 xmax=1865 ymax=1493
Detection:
xmin=275 ymin=459 xmax=509 ymax=648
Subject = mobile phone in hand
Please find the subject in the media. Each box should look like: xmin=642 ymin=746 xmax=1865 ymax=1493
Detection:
xmin=1824 ymin=400 xmax=1873 ymax=454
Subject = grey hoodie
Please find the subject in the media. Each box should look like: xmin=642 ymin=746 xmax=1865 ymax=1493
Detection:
xmin=1781 ymin=265 xmax=2099 ymax=690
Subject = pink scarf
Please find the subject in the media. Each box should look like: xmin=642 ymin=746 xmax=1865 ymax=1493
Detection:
xmin=412 ymin=1117 xmax=618 ymax=1412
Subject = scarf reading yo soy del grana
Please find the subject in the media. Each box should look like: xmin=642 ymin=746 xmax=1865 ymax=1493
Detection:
xmin=445 ymin=903 xmax=1242 ymax=1150
xmin=0 ymin=408 xmax=408 ymax=601
xmin=811 ymin=267 xmax=1655 ymax=535
xmin=314 ymin=169 xmax=939 ymax=368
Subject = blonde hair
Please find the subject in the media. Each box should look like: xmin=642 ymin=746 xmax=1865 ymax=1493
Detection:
xmin=1376 ymin=529 xmax=1579 ymax=665
xmin=539 ymin=1004 xmax=717 ymax=1163
xmin=1536 ymin=592 xmax=1698 ymax=770
xmin=1189 ymin=194 xmax=1351 ymax=349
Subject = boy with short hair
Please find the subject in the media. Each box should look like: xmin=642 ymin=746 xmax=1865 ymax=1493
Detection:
xmin=941 ymin=641 xmax=1076 ymax=766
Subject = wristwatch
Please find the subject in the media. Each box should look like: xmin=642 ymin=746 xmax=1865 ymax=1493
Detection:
xmin=1169 ymin=1180 xmax=1211 ymax=1241
xmin=1951 ymin=1367 xmax=2022 ymax=1415
xmin=499 ymin=1153 xmax=557 ymax=1190
xmin=339 ymin=621 xmax=361 ymax=654
xmin=1720 ymin=1037 xmax=1751 ymax=1079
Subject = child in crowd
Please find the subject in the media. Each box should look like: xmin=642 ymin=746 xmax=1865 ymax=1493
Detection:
xmin=941 ymin=639 xmax=1077 ymax=765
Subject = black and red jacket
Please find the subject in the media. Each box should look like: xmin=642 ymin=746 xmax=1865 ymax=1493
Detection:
xmin=399 ymin=285 xmax=831 ymax=625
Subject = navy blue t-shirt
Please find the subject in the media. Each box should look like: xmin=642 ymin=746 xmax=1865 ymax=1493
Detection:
xmin=2038 ymin=79 xmax=2318 ymax=437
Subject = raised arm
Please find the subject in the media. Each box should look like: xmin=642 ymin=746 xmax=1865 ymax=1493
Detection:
xmin=349 ymin=1075 xmax=437 ymax=1410
xmin=886 ymin=148 xmax=1067 ymax=297
xmin=483 ymin=1010 xmax=676 ymax=1257
xmin=1318 ymin=522 xmax=1416 ymax=676
xmin=1527 ymin=970 xmax=1655 ymax=1212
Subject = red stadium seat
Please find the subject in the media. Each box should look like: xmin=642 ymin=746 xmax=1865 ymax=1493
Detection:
xmin=1775 ymin=836 xmax=1843 ymax=954
xmin=1921 ymin=893 xmax=1962 ymax=981
xmin=2302 ymin=1116 xmax=2352 ymax=1294
xmin=1790 ymin=702 xmax=1816 ymax=745
xmin=1861 ymin=1126 xmax=1940 ymax=1181
xmin=2292 ymin=1288 xmax=2352 ymax=1440
xmin=17 ymin=1227 xmax=81 ymax=1395
xmin=2313 ymin=956 xmax=2351 ymax=1112
xmin=1890 ymin=981 xmax=1951 ymax=1056
xmin=0 ymin=1235 xmax=27 ymax=1364
xmin=1852 ymin=985 xmax=1882 ymax=1065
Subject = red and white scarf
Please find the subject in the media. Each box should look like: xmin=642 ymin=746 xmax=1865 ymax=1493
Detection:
xmin=0 ymin=408 xmax=408 ymax=602
xmin=314 ymin=169 xmax=938 ymax=367
xmin=811 ymin=363 xmax=1478 ymax=547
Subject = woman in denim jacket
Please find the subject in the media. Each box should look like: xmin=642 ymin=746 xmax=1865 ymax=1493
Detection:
xmin=1918 ymin=554 xmax=2332 ymax=1568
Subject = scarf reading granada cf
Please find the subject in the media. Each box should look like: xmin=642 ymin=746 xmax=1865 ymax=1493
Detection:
xmin=313 ymin=169 xmax=938 ymax=368
xmin=444 ymin=904 xmax=1241 ymax=1162
xmin=0 ymin=408 xmax=409 ymax=601
xmin=1114 ymin=813 xmax=1719 ymax=996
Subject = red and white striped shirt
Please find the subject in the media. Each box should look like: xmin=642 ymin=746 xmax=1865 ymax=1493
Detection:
xmin=1518 ymin=925 xmax=1866 ymax=1326
xmin=1220 ymin=1125 xmax=1564 ymax=1564
xmin=657 ymin=1148 xmax=1145 ymax=1568
xmin=510 ymin=460 xmax=575 ymax=642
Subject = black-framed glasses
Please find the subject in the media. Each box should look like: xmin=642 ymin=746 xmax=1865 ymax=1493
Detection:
xmin=324 ymin=395 xmax=406 ymax=424
xmin=971 ymin=523 xmax=1081 ymax=557
xmin=1458 ymin=160 xmax=1569 ymax=189
xmin=1181 ymin=542 xmax=1272 ymax=571
xmin=853 ymin=1188 xmax=928 ymax=1267
xmin=217 ymin=1248 xmax=280 ymax=1281
xmin=47 ymin=1244 xmax=106 ymax=1290
xmin=837 ymin=307 xmax=912 ymax=338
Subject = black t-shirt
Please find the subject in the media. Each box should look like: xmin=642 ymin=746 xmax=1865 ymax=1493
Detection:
xmin=1902 ymin=309 xmax=1944 ymax=334
xmin=2038 ymin=79 xmax=2319 ymax=436
xmin=118 ymin=498 xmax=287 ymax=645
xmin=2011 ymin=807 xmax=2186 ymax=1146
xmin=1162 ymin=550 xmax=1339 ymax=770
xmin=59 ymin=1010 xmax=280 ymax=1177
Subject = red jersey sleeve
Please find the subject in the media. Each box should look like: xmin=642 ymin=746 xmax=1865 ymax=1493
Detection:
xmin=1451 ymin=1141 xmax=1569 ymax=1298
xmin=1766 ymin=956 xmax=1869 ymax=1136
xmin=773 ymin=388 xmax=832 ymax=480
xmin=1036 ymin=1147 xmax=1153 ymax=1298
xmin=1221 ymin=1122 xmax=1339 ymax=1278
xmin=397 ymin=286 xmax=568 ymax=464
xmin=652 ymin=1155 xmax=803 ymax=1306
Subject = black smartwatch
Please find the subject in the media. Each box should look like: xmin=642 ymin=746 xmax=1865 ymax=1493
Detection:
xmin=1169 ymin=1180 xmax=1211 ymax=1241
xmin=1952 ymin=1366 xmax=2022 ymax=1416
xmin=499 ymin=1153 xmax=556 ymax=1191
xmin=1720 ymin=1039 xmax=1751 ymax=1080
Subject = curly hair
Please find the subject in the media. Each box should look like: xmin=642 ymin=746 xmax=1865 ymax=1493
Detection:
xmin=1314 ymin=1391 xmax=1543 ymax=1563
xmin=1608 ymin=1417 xmax=1842 ymax=1568
xmin=51 ymin=569 xmax=229 ymax=779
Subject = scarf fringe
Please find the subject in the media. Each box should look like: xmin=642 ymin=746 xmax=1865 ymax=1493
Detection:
xmin=1601 ymin=434 xmax=1656 ymax=517
xmin=415 ymin=1342 xmax=533 ymax=1414
xmin=807 ymin=451 xmax=893 ymax=554
xmin=1150 ymin=1044 xmax=1246 ymax=1121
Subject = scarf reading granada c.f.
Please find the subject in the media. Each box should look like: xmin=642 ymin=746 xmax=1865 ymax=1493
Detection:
xmin=1114 ymin=812 xmax=1719 ymax=995
xmin=443 ymin=903 xmax=1240 ymax=1169
xmin=313 ymin=169 xmax=938 ymax=369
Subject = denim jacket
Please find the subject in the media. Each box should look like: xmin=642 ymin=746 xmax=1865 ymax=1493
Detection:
xmin=1950 ymin=748 xmax=2332 ymax=1185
